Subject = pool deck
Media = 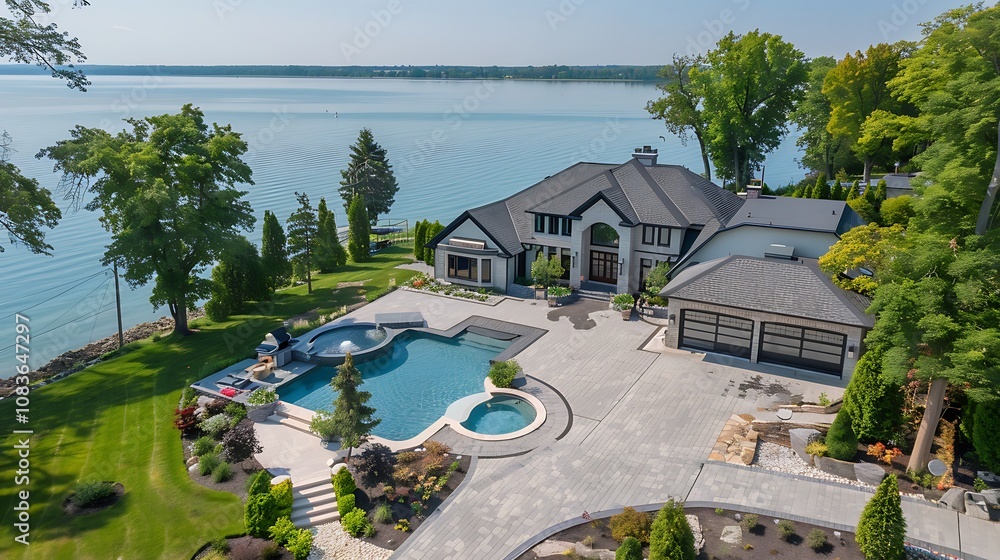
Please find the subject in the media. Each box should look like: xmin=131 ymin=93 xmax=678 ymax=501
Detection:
xmin=247 ymin=289 xmax=998 ymax=560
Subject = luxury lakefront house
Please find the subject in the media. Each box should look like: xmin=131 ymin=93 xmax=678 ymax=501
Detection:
xmin=426 ymin=148 xmax=869 ymax=378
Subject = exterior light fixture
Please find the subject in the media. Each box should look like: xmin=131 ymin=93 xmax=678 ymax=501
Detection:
xmin=847 ymin=345 xmax=856 ymax=359
xmin=619 ymin=258 xmax=624 ymax=275
xmin=668 ymin=314 xmax=676 ymax=326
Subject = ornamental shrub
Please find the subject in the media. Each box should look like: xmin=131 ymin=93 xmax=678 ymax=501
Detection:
xmin=192 ymin=435 xmax=216 ymax=457
xmin=198 ymin=452 xmax=221 ymax=476
xmin=807 ymin=528 xmax=828 ymax=550
xmin=777 ymin=519 xmax=796 ymax=541
xmin=616 ymin=536 xmax=643 ymax=560
xmin=373 ymin=502 xmax=394 ymax=524
xmin=246 ymin=469 xmax=273 ymax=495
xmin=825 ymin=407 xmax=859 ymax=461
xmin=648 ymin=500 xmax=695 ymax=560
xmin=244 ymin=492 xmax=279 ymax=538
xmin=268 ymin=516 xmax=297 ymax=545
xmin=488 ymin=360 xmax=520 ymax=389
xmin=856 ymin=475 xmax=906 ymax=560
xmin=842 ymin=350 xmax=903 ymax=443
xmin=247 ymin=388 xmax=278 ymax=405
xmin=211 ymin=461 xmax=233 ymax=483
xmin=200 ymin=414 xmax=232 ymax=439
xmin=740 ymin=513 xmax=758 ymax=532
xmin=973 ymin=399 xmax=1000 ymax=473
xmin=609 ymin=507 xmax=652 ymax=543
xmin=341 ymin=508 xmax=371 ymax=537
xmin=285 ymin=528 xmax=314 ymax=560
xmin=71 ymin=480 xmax=115 ymax=508
xmin=270 ymin=479 xmax=294 ymax=518
xmin=333 ymin=467 xmax=357 ymax=497
xmin=358 ymin=443 xmax=397 ymax=488
xmin=337 ymin=493 xmax=356 ymax=517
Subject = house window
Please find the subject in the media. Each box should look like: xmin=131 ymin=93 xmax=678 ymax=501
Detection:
xmin=548 ymin=215 xmax=559 ymax=235
xmin=590 ymin=223 xmax=619 ymax=248
xmin=561 ymin=218 xmax=572 ymax=236
xmin=657 ymin=227 xmax=671 ymax=247
xmin=481 ymin=259 xmax=491 ymax=283
xmin=640 ymin=258 xmax=652 ymax=287
xmin=447 ymin=255 xmax=478 ymax=281
xmin=642 ymin=225 xmax=656 ymax=245
xmin=560 ymin=248 xmax=571 ymax=280
xmin=534 ymin=214 xmax=545 ymax=233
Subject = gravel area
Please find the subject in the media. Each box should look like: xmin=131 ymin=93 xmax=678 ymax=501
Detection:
xmin=752 ymin=441 xmax=870 ymax=488
xmin=309 ymin=522 xmax=394 ymax=560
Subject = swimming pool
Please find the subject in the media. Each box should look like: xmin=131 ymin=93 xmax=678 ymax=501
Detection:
xmin=309 ymin=324 xmax=388 ymax=355
xmin=279 ymin=330 xmax=511 ymax=441
xmin=460 ymin=395 xmax=537 ymax=435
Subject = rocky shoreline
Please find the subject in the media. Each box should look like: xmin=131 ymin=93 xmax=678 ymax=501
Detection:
xmin=0 ymin=309 xmax=205 ymax=398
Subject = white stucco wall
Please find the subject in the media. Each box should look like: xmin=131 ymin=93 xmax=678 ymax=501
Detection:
xmin=685 ymin=226 xmax=840 ymax=267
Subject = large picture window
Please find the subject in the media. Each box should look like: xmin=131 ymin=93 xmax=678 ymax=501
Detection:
xmin=447 ymin=255 xmax=479 ymax=281
xmin=590 ymin=223 xmax=619 ymax=247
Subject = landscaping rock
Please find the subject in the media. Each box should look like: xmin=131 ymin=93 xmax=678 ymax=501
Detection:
xmin=686 ymin=515 xmax=705 ymax=554
xmin=854 ymin=462 xmax=887 ymax=486
xmin=964 ymin=493 xmax=992 ymax=520
xmin=188 ymin=463 xmax=199 ymax=473
xmin=939 ymin=487 xmax=966 ymax=513
xmin=533 ymin=540 xmax=575 ymax=557
xmin=789 ymin=428 xmax=820 ymax=464
xmin=569 ymin=543 xmax=614 ymax=560
xmin=186 ymin=456 xmax=199 ymax=467
xmin=720 ymin=525 xmax=742 ymax=545
xmin=740 ymin=441 xmax=757 ymax=465
xmin=310 ymin=520 xmax=393 ymax=560
xmin=815 ymin=456 xmax=858 ymax=481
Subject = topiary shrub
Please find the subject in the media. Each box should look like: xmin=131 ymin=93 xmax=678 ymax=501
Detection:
xmin=648 ymin=500 xmax=695 ymax=560
xmin=70 ymin=480 xmax=116 ymax=508
xmin=488 ymin=360 xmax=520 ymax=389
xmin=609 ymin=507 xmax=653 ymax=543
xmin=244 ymin=492 xmax=278 ymax=538
xmin=856 ymin=475 xmax=906 ymax=560
xmin=616 ymin=536 xmax=643 ymax=560
xmin=842 ymin=350 xmax=903 ymax=443
xmin=270 ymin=479 xmax=293 ymax=518
xmin=973 ymin=398 xmax=1000 ymax=473
xmin=337 ymin=493 xmax=357 ymax=517
xmin=246 ymin=469 xmax=273 ymax=496
xmin=825 ymin=408 xmax=859 ymax=461
xmin=333 ymin=467 xmax=357 ymax=497
xmin=341 ymin=508 xmax=371 ymax=537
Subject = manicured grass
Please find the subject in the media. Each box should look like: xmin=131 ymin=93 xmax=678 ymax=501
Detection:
xmin=0 ymin=246 xmax=418 ymax=559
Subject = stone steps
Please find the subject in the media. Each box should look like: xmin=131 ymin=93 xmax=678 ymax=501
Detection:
xmin=290 ymin=474 xmax=339 ymax=528
xmin=576 ymin=289 xmax=613 ymax=302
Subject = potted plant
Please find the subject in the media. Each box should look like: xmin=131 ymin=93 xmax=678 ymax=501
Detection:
xmin=531 ymin=255 xmax=565 ymax=299
xmin=245 ymin=388 xmax=279 ymax=422
xmin=547 ymin=285 xmax=572 ymax=307
xmin=641 ymin=262 xmax=671 ymax=318
xmin=611 ymin=293 xmax=635 ymax=320
xmin=309 ymin=410 xmax=337 ymax=447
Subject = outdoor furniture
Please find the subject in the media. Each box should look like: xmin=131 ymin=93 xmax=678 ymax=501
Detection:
xmin=217 ymin=375 xmax=254 ymax=389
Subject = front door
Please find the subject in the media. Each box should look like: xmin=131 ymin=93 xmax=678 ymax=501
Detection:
xmin=589 ymin=250 xmax=618 ymax=284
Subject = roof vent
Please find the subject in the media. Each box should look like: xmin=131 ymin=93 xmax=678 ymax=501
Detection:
xmin=632 ymin=146 xmax=658 ymax=166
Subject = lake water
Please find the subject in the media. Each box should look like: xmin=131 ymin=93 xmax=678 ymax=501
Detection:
xmin=0 ymin=75 xmax=805 ymax=371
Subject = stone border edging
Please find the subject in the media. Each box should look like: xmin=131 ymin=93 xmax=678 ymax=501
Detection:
xmin=525 ymin=374 xmax=574 ymax=441
xmin=400 ymin=286 xmax=506 ymax=306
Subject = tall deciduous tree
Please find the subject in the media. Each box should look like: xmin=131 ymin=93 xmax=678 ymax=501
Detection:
xmin=823 ymin=42 xmax=911 ymax=186
xmin=338 ymin=128 xmax=398 ymax=225
xmin=205 ymin=236 xmax=269 ymax=322
xmin=347 ymin=193 xmax=370 ymax=263
xmin=40 ymin=105 xmax=254 ymax=335
xmin=315 ymin=197 xmax=346 ymax=273
xmin=791 ymin=56 xmax=856 ymax=177
xmin=261 ymin=210 xmax=290 ymax=292
xmin=286 ymin=192 xmax=318 ymax=294
xmin=646 ymin=54 xmax=712 ymax=179
xmin=330 ymin=352 xmax=380 ymax=462
xmin=692 ymin=31 xmax=808 ymax=191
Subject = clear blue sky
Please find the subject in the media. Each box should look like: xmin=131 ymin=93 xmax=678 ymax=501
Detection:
xmin=17 ymin=0 xmax=973 ymax=66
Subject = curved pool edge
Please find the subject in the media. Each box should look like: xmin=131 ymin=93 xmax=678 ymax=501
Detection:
xmin=292 ymin=322 xmax=396 ymax=366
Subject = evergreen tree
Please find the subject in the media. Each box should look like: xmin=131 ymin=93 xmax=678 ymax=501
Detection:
xmin=846 ymin=180 xmax=860 ymax=200
xmin=802 ymin=184 xmax=814 ymax=199
xmin=856 ymin=475 xmax=906 ymax=560
xmin=825 ymin=407 xmax=859 ymax=460
xmin=347 ymin=194 xmax=371 ymax=263
xmin=973 ymin=399 xmax=1000 ymax=473
xmin=413 ymin=220 xmax=426 ymax=262
xmin=338 ymin=128 xmax=399 ymax=225
xmin=261 ymin=210 xmax=291 ymax=292
xmin=330 ymin=352 xmax=380 ymax=462
xmin=616 ymin=537 xmax=643 ymax=560
xmin=814 ymin=172 xmax=830 ymax=199
xmin=287 ymin=193 xmax=318 ymax=294
xmin=842 ymin=349 xmax=904 ymax=442
xmin=205 ymin=236 xmax=268 ymax=321
xmin=648 ymin=500 xmax=695 ymax=560
xmin=424 ymin=221 xmax=444 ymax=266
xmin=832 ymin=180 xmax=844 ymax=200
xmin=315 ymin=197 xmax=347 ymax=273
xmin=874 ymin=179 xmax=888 ymax=209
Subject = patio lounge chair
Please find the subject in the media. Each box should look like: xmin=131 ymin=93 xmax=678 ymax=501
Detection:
xmin=217 ymin=375 xmax=254 ymax=389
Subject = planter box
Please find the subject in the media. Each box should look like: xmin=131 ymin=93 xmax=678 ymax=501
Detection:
xmin=814 ymin=455 xmax=858 ymax=481
xmin=247 ymin=401 xmax=278 ymax=422
xmin=547 ymin=294 xmax=575 ymax=307
xmin=534 ymin=287 xmax=547 ymax=300
xmin=645 ymin=305 xmax=670 ymax=319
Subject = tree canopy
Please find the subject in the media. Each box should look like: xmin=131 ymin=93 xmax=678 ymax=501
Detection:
xmin=286 ymin=192 xmax=318 ymax=294
xmin=791 ymin=56 xmax=855 ymax=178
xmin=40 ymin=104 xmax=254 ymax=335
xmin=315 ymin=197 xmax=347 ymax=273
xmin=338 ymin=128 xmax=398 ymax=225
xmin=646 ymin=55 xmax=711 ymax=179
xmin=347 ymin=193 xmax=370 ymax=263
xmin=261 ymin=209 xmax=291 ymax=292
xmin=205 ymin=236 xmax=269 ymax=322
xmin=0 ymin=158 xmax=60 ymax=254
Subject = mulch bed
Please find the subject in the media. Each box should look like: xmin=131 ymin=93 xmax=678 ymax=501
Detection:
xmin=181 ymin=434 xmax=265 ymax=500
xmin=355 ymin=452 xmax=473 ymax=551
xmin=62 ymin=482 xmax=125 ymax=516
xmin=193 ymin=536 xmax=293 ymax=560
xmin=518 ymin=507 xmax=865 ymax=560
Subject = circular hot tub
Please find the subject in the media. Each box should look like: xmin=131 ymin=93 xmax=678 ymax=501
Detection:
xmin=460 ymin=395 xmax=538 ymax=435
xmin=304 ymin=323 xmax=392 ymax=365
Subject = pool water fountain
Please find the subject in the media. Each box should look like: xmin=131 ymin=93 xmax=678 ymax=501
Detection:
xmin=309 ymin=325 xmax=388 ymax=356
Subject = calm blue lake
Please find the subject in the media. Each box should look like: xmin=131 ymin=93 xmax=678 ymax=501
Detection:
xmin=0 ymin=75 xmax=805 ymax=371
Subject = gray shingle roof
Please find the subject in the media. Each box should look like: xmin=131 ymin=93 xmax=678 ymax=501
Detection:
xmin=661 ymin=255 xmax=874 ymax=328
xmin=727 ymin=197 xmax=862 ymax=235
xmin=642 ymin=164 xmax=745 ymax=224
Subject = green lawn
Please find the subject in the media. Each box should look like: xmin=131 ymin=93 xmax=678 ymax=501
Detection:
xmin=0 ymin=246 xmax=418 ymax=559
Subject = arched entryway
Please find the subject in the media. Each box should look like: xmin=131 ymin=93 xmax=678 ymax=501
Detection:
xmin=586 ymin=223 xmax=619 ymax=285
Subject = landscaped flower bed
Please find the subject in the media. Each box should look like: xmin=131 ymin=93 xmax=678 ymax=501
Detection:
xmin=404 ymin=273 xmax=503 ymax=303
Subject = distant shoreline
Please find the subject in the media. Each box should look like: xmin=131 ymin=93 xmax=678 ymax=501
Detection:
xmin=0 ymin=64 xmax=669 ymax=82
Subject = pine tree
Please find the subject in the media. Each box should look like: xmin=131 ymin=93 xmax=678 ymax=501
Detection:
xmin=347 ymin=194 xmax=371 ymax=263
xmin=846 ymin=180 xmax=860 ymax=200
xmin=413 ymin=220 xmax=426 ymax=262
xmin=802 ymin=184 xmax=814 ymax=198
xmin=825 ymin=406 xmax=859 ymax=460
xmin=338 ymin=128 xmax=399 ymax=225
xmin=261 ymin=210 xmax=291 ymax=292
xmin=330 ymin=352 xmax=380 ymax=462
xmin=813 ymin=172 xmax=830 ymax=199
xmin=315 ymin=198 xmax=347 ymax=273
xmin=424 ymin=221 xmax=444 ymax=266
xmin=873 ymin=179 xmax=888 ymax=210
xmin=842 ymin=349 xmax=903 ymax=442
xmin=832 ymin=180 xmax=844 ymax=200
xmin=856 ymin=475 xmax=906 ymax=560
xmin=648 ymin=500 xmax=695 ymax=560
xmin=287 ymin=193 xmax=318 ymax=294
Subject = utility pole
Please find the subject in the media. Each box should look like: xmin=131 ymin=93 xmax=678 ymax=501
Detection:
xmin=113 ymin=261 xmax=124 ymax=349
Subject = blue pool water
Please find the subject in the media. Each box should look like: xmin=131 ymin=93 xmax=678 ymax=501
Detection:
xmin=461 ymin=396 xmax=537 ymax=435
xmin=280 ymin=330 xmax=510 ymax=440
